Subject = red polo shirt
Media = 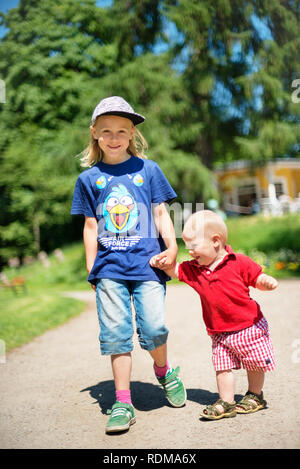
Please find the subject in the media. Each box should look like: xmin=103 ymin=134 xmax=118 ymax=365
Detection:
xmin=178 ymin=245 xmax=263 ymax=334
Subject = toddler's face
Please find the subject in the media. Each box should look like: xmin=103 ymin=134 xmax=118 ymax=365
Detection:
xmin=182 ymin=232 xmax=218 ymax=267
xmin=91 ymin=115 xmax=135 ymax=161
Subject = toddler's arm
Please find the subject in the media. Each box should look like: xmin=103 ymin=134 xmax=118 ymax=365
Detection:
xmin=149 ymin=256 xmax=179 ymax=279
xmin=255 ymin=273 xmax=278 ymax=291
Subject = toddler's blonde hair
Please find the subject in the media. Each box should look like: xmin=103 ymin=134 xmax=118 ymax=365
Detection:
xmin=183 ymin=210 xmax=228 ymax=245
xmin=80 ymin=118 xmax=148 ymax=167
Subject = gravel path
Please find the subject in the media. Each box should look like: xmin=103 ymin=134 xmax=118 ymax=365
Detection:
xmin=0 ymin=280 xmax=300 ymax=449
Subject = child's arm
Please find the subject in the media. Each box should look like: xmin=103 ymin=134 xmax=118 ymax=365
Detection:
xmin=152 ymin=202 xmax=178 ymax=268
xmin=83 ymin=216 xmax=98 ymax=290
xmin=150 ymin=256 xmax=179 ymax=279
xmin=255 ymin=273 xmax=278 ymax=291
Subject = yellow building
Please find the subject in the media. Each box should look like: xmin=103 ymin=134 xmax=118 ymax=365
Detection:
xmin=215 ymin=159 xmax=300 ymax=214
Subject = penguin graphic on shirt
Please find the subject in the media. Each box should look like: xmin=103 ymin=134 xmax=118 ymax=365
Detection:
xmin=103 ymin=184 xmax=138 ymax=234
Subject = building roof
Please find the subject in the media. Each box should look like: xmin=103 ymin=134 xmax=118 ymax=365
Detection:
xmin=214 ymin=158 xmax=300 ymax=173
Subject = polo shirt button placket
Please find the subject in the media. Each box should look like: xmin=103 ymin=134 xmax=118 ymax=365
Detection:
xmin=206 ymin=270 xmax=212 ymax=284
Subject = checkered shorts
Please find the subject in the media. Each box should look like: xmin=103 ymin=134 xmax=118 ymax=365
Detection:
xmin=211 ymin=317 xmax=275 ymax=372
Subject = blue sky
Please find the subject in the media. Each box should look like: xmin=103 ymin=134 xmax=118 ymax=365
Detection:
xmin=0 ymin=0 xmax=19 ymax=13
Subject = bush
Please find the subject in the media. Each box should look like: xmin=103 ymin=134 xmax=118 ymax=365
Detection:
xmin=247 ymin=248 xmax=300 ymax=278
xmin=226 ymin=213 xmax=300 ymax=253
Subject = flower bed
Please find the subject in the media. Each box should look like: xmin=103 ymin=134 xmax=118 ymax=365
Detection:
xmin=244 ymin=249 xmax=300 ymax=278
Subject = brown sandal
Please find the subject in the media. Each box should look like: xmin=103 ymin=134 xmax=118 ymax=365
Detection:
xmin=235 ymin=391 xmax=267 ymax=414
xmin=200 ymin=399 xmax=237 ymax=420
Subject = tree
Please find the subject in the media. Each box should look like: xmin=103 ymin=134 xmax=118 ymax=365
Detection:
xmin=0 ymin=0 xmax=116 ymax=261
xmin=0 ymin=0 xmax=217 ymax=263
xmin=106 ymin=0 xmax=163 ymax=64
xmin=7 ymin=0 xmax=298 ymax=261
xmin=0 ymin=0 xmax=116 ymax=137
xmin=163 ymin=0 xmax=300 ymax=167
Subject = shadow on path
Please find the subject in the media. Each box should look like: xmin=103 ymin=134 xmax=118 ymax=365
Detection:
xmin=81 ymin=380 xmax=166 ymax=414
xmin=80 ymin=381 xmax=242 ymax=414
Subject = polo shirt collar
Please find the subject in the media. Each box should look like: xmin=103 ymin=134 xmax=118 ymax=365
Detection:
xmin=224 ymin=244 xmax=236 ymax=258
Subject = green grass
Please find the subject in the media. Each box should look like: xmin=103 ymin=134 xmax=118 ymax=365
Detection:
xmin=0 ymin=243 xmax=88 ymax=351
xmin=226 ymin=214 xmax=300 ymax=278
xmin=0 ymin=289 xmax=85 ymax=350
xmin=226 ymin=213 xmax=300 ymax=253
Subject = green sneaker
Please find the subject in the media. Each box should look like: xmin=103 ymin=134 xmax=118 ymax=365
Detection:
xmin=105 ymin=401 xmax=136 ymax=434
xmin=156 ymin=366 xmax=186 ymax=408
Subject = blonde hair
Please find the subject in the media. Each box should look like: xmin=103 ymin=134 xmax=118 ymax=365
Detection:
xmin=183 ymin=210 xmax=228 ymax=245
xmin=80 ymin=119 xmax=148 ymax=167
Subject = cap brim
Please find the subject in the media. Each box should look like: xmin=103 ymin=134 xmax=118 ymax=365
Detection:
xmin=92 ymin=111 xmax=145 ymax=126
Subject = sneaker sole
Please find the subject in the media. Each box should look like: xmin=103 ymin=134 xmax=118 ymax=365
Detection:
xmin=105 ymin=417 xmax=136 ymax=434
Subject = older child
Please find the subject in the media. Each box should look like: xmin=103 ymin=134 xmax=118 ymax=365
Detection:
xmin=71 ymin=96 xmax=186 ymax=433
xmin=150 ymin=210 xmax=277 ymax=420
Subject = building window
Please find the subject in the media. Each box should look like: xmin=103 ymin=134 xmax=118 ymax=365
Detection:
xmin=237 ymin=184 xmax=257 ymax=208
xmin=274 ymin=182 xmax=284 ymax=198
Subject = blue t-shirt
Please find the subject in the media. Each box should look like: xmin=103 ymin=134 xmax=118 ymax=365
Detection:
xmin=71 ymin=155 xmax=177 ymax=284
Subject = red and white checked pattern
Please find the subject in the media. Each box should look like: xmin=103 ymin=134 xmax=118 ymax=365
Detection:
xmin=211 ymin=317 xmax=275 ymax=372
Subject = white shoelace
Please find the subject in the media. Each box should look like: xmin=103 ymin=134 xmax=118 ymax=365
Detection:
xmin=111 ymin=407 xmax=131 ymax=419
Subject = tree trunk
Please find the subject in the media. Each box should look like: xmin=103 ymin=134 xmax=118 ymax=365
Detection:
xmin=33 ymin=213 xmax=40 ymax=254
xmin=196 ymin=135 xmax=214 ymax=170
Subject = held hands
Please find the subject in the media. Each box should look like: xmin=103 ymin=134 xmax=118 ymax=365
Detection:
xmin=255 ymin=273 xmax=278 ymax=291
xmin=150 ymin=247 xmax=177 ymax=271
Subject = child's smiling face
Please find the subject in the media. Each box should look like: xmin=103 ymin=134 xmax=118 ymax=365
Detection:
xmin=182 ymin=210 xmax=228 ymax=267
xmin=90 ymin=115 xmax=135 ymax=163
xmin=183 ymin=232 xmax=218 ymax=266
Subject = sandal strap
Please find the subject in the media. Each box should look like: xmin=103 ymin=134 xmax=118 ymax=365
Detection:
xmin=245 ymin=390 xmax=264 ymax=401
xmin=237 ymin=391 xmax=265 ymax=410
xmin=216 ymin=399 xmax=236 ymax=412
xmin=204 ymin=399 xmax=236 ymax=416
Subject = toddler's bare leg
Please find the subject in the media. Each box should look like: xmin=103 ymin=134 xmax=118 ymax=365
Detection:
xmin=216 ymin=370 xmax=235 ymax=412
xmin=247 ymin=369 xmax=265 ymax=394
xmin=235 ymin=370 xmax=266 ymax=412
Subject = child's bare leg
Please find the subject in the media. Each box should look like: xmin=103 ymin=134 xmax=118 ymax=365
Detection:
xmin=149 ymin=343 xmax=167 ymax=367
xmin=247 ymin=369 xmax=265 ymax=394
xmin=111 ymin=352 xmax=132 ymax=390
xmin=235 ymin=370 xmax=266 ymax=412
xmin=216 ymin=370 xmax=235 ymax=412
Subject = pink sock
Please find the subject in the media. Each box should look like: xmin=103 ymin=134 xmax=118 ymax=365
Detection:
xmin=116 ymin=389 xmax=132 ymax=405
xmin=154 ymin=361 xmax=170 ymax=378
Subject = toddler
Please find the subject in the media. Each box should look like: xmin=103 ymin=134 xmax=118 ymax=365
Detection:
xmin=151 ymin=209 xmax=277 ymax=420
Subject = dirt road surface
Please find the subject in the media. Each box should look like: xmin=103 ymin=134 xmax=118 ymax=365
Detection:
xmin=1 ymin=280 xmax=300 ymax=449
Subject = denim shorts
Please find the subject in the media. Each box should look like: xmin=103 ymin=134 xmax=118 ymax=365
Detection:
xmin=95 ymin=278 xmax=168 ymax=355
